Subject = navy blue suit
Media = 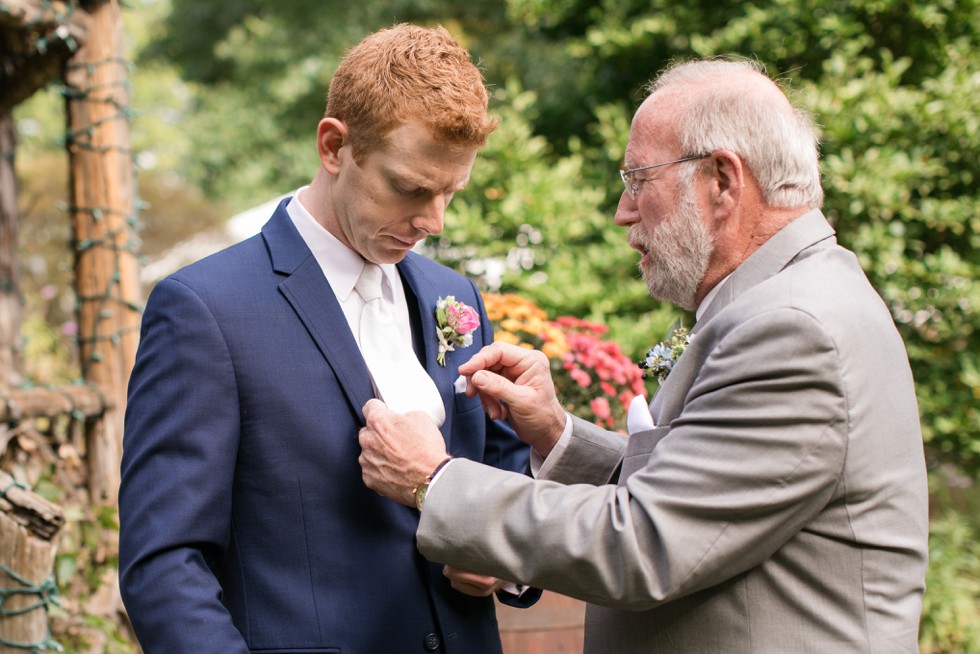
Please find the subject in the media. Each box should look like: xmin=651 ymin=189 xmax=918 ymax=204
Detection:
xmin=119 ymin=200 xmax=532 ymax=653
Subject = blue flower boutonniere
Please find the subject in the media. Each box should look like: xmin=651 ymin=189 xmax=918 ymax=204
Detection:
xmin=435 ymin=296 xmax=480 ymax=366
xmin=638 ymin=326 xmax=692 ymax=383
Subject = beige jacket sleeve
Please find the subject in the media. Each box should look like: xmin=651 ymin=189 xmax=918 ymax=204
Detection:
xmin=417 ymin=307 xmax=848 ymax=610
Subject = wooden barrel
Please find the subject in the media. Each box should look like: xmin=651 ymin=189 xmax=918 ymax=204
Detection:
xmin=496 ymin=590 xmax=585 ymax=653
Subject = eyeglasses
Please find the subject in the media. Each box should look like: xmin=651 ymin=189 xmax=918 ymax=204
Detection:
xmin=619 ymin=153 xmax=710 ymax=199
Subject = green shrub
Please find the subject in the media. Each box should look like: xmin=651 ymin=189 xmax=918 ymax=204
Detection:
xmin=921 ymin=514 xmax=980 ymax=653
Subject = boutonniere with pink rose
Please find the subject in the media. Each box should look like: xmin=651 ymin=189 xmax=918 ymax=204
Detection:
xmin=435 ymin=296 xmax=480 ymax=366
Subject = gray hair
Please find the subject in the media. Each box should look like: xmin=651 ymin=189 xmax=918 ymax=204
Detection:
xmin=647 ymin=58 xmax=824 ymax=209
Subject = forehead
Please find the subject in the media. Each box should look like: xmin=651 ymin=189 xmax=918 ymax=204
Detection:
xmin=625 ymin=93 xmax=682 ymax=165
xmin=373 ymin=122 xmax=478 ymax=182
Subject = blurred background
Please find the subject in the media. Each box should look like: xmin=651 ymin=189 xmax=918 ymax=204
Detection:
xmin=7 ymin=0 xmax=978 ymax=651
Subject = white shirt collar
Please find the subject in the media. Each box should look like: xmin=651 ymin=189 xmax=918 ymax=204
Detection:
xmin=696 ymin=273 xmax=731 ymax=322
xmin=285 ymin=186 xmax=399 ymax=301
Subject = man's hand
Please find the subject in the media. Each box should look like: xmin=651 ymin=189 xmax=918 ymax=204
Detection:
xmin=358 ymin=399 xmax=448 ymax=507
xmin=457 ymin=342 xmax=567 ymax=457
xmin=443 ymin=565 xmax=510 ymax=598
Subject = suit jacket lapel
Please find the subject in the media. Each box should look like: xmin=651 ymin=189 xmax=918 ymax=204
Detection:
xmin=262 ymin=200 xmax=376 ymax=424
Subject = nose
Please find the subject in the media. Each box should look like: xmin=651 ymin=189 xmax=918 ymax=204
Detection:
xmin=415 ymin=193 xmax=449 ymax=235
xmin=614 ymin=190 xmax=640 ymax=227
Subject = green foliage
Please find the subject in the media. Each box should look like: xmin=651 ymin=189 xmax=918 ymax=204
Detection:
xmin=13 ymin=1 xmax=978 ymax=645
xmin=805 ymin=47 xmax=980 ymax=472
xmin=124 ymin=0 xmax=979 ymax=474
xmin=921 ymin=471 xmax=980 ymax=653
xmin=922 ymin=515 xmax=980 ymax=652
xmin=483 ymin=0 xmax=980 ymax=473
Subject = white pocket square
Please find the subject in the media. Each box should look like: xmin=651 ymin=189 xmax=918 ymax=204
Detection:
xmin=627 ymin=394 xmax=655 ymax=434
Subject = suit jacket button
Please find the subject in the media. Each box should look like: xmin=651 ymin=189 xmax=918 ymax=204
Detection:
xmin=423 ymin=633 xmax=441 ymax=651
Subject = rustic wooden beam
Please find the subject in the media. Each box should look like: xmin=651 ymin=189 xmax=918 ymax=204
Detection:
xmin=0 ymin=384 xmax=108 ymax=423
xmin=0 ymin=0 xmax=90 ymax=112
xmin=0 ymin=469 xmax=64 ymax=541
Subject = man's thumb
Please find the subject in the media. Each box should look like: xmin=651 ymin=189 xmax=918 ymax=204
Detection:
xmin=471 ymin=369 xmax=512 ymax=402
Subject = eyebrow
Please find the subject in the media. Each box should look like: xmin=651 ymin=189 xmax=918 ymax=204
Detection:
xmin=394 ymin=171 xmax=430 ymax=187
xmin=388 ymin=168 xmax=468 ymax=194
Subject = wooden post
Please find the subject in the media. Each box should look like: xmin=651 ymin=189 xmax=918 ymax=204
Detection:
xmin=0 ymin=111 xmax=23 ymax=389
xmin=64 ymin=0 xmax=141 ymax=505
xmin=0 ymin=470 xmax=64 ymax=651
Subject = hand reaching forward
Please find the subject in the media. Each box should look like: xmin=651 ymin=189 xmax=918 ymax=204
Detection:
xmin=358 ymin=399 xmax=449 ymax=507
xmin=443 ymin=565 xmax=510 ymax=598
xmin=457 ymin=342 xmax=567 ymax=457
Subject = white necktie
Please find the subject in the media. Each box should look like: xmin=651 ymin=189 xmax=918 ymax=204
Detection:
xmin=355 ymin=263 xmax=445 ymax=426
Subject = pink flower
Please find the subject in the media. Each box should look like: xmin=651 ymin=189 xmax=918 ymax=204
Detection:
xmin=590 ymin=397 xmax=611 ymax=419
xmin=447 ymin=303 xmax=479 ymax=335
xmin=569 ymin=367 xmax=591 ymax=387
xmin=436 ymin=296 xmax=481 ymax=366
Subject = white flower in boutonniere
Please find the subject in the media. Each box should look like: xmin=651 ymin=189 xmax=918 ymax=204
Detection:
xmin=435 ymin=296 xmax=480 ymax=366
xmin=638 ymin=326 xmax=692 ymax=383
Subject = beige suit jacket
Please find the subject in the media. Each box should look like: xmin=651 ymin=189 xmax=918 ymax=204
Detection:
xmin=418 ymin=210 xmax=928 ymax=653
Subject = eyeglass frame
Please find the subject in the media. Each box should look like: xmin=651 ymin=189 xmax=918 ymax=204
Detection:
xmin=619 ymin=153 xmax=711 ymax=199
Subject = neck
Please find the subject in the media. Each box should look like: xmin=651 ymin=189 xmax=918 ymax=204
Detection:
xmin=696 ymin=205 xmax=809 ymax=306
xmin=302 ymin=172 xmax=341 ymax=236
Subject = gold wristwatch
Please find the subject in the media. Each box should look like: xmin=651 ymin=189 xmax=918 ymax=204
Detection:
xmin=414 ymin=457 xmax=453 ymax=511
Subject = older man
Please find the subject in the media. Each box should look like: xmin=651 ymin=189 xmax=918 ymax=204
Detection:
xmin=358 ymin=58 xmax=928 ymax=653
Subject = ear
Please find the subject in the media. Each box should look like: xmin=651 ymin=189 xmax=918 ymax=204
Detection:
xmin=317 ymin=118 xmax=348 ymax=174
xmin=707 ymin=150 xmax=744 ymax=221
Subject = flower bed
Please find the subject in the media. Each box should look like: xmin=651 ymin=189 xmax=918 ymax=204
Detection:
xmin=484 ymin=293 xmax=647 ymax=431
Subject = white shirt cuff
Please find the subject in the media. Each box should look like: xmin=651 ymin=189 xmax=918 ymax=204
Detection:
xmin=530 ymin=412 xmax=573 ymax=479
xmin=499 ymin=582 xmax=528 ymax=596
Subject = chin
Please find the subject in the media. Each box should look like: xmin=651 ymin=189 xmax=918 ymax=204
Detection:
xmin=380 ymin=250 xmax=411 ymax=264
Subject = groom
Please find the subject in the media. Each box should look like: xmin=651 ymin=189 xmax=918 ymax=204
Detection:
xmin=119 ymin=24 xmax=534 ymax=653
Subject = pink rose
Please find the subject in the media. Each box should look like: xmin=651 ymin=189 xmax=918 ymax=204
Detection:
xmin=447 ymin=303 xmax=480 ymax=335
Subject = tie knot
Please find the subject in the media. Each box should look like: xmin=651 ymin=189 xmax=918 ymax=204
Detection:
xmin=355 ymin=263 xmax=385 ymax=303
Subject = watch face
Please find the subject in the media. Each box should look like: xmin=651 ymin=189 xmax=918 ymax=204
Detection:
xmin=415 ymin=483 xmax=428 ymax=510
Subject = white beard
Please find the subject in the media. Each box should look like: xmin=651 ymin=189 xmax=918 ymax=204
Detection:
xmin=632 ymin=172 xmax=714 ymax=312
